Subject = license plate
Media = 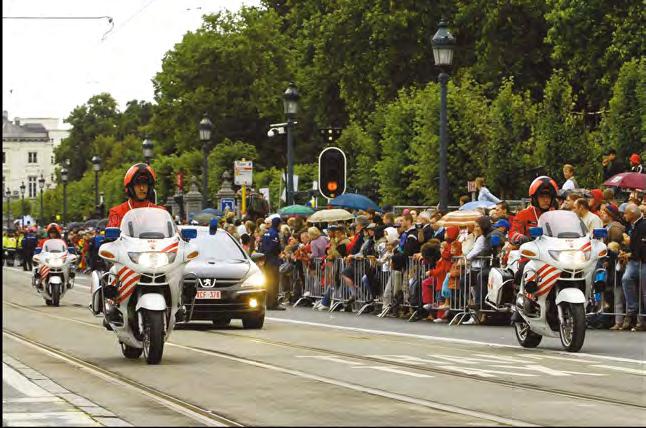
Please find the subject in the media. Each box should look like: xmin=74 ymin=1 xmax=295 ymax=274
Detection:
xmin=196 ymin=290 xmax=221 ymax=300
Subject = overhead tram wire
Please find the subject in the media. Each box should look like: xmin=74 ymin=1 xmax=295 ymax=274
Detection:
xmin=2 ymin=16 xmax=115 ymax=41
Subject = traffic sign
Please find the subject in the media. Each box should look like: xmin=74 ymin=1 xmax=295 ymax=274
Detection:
xmin=234 ymin=160 xmax=253 ymax=186
xmin=220 ymin=198 xmax=235 ymax=212
xmin=467 ymin=181 xmax=477 ymax=193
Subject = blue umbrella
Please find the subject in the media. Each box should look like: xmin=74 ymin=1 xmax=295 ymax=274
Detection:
xmin=329 ymin=193 xmax=381 ymax=212
xmin=459 ymin=200 xmax=496 ymax=211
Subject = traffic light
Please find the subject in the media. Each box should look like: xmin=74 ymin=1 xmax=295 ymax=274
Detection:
xmin=318 ymin=147 xmax=346 ymax=199
xmin=319 ymin=127 xmax=342 ymax=143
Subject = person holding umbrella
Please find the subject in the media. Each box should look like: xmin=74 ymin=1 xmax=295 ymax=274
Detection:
xmin=602 ymin=149 xmax=625 ymax=180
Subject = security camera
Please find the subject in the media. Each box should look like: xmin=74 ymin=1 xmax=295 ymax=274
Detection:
xmin=267 ymin=128 xmax=277 ymax=137
xmin=267 ymin=127 xmax=286 ymax=137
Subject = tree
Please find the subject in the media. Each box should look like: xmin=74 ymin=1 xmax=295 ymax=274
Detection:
xmin=207 ymin=139 xmax=258 ymax=203
xmin=335 ymin=123 xmax=379 ymax=198
xmin=533 ymin=71 xmax=589 ymax=185
xmin=601 ymin=58 xmax=646 ymax=162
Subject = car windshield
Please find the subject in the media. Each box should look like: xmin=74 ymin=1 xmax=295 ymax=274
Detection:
xmin=192 ymin=230 xmax=247 ymax=261
xmin=538 ymin=210 xmax=587 ymax=238
xmin=120 ymin=208 xmax=176 ymax=239
xmin=43 ymin=239 xmax=67 ymax=253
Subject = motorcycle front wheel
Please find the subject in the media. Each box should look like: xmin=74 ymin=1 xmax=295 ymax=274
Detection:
xmin=142 ymin=310 xmax=165 ymax=365
xmin=51 ymin=284 xmax=60 ymax=307
xmin=559 ymin=303 xmax=586 ymax=352
xmin=514 ymin=318 xmax=542 ymax=348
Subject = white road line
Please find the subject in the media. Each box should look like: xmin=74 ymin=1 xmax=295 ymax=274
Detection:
xmin=266 ymin=317 xmax=646 ymax=365
xmin=2 ymin=363 xmax=52 ymax=398
xmin=590 ymin=365 xmax=646 ymax=376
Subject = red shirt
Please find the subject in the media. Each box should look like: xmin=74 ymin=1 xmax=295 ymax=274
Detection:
xmin=107 ymin=200 xmax=165 ymax=228
xmin=509 ymin=206 xmax=541 ymax=244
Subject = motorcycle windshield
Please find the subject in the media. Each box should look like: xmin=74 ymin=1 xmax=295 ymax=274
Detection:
xmin=538 ymin=210 xmax=587 ymax=238
xmin=120 ymin=208 xmax=176 ymax=239
xmin=42 ymin=239 xmax=67 ymax=253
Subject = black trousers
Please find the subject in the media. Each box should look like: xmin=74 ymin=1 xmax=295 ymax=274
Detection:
xmin=23 ymin=250 xmax=34 ymax=271
xmin=265 ymin=264 xmax=280 ymax=308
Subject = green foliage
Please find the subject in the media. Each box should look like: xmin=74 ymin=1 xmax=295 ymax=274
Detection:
xmin=207 ymin=139 xmax=258 ymax=201
xmin=601 ymin=58 xmax=646 ymax=161
xmin=335 ymin=123 xmax=379 ymax=198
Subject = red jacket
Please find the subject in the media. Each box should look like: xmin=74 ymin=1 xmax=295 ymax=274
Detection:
xmin=509 ymin=206 xmax=540 ymax=244
xmin=107 ymin=200 xmax=165 ymax=228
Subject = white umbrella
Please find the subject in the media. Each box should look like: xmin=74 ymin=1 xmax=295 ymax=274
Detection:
xmin=307 ymin=208 xmax=354 ymax=223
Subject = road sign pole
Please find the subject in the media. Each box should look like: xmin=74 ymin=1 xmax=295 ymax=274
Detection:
xmin=241 ymin=184 xmax=246 ymax=216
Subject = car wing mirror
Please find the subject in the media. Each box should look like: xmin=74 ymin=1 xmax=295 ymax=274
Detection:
xmin=250 ymin=252 xmax=265 ymax=263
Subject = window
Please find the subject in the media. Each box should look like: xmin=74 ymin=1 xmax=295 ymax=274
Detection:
xmin=28 ymin=152 xmax=37 ymax=163
xmin=2 ymin=152 xmax=5 ymax=163
xmin=28 ymin=176 xmax=37 ymax=198
xmin=51 ymin=155 xmax=54 ymax=165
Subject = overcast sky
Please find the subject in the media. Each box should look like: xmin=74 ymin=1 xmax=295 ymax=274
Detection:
xmin=2 ymin=0 xmax=260 ymax=123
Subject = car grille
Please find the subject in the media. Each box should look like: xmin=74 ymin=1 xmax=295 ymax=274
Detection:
xmin=183 ymin=277 xmax=241 ymax=288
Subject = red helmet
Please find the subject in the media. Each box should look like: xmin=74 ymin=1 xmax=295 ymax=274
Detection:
xmin=46 ymin=223 xmax=63 ymax=235
xmin=529 ymin=176 xmax=558 ymax=209
xmin=124 ymin=163 xmax=157 ymax=201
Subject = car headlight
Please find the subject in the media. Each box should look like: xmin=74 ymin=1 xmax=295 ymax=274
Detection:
xmin=128 ymin=252 xmax=176 ymax=268
xmin=241 ymin=271 xmax=265 ymax=288
xmin=548 ymin=250 xmax=590 ymax=264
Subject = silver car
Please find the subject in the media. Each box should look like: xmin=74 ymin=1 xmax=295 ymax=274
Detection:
xmin=178 ymin=226 xmax=266 ymax=329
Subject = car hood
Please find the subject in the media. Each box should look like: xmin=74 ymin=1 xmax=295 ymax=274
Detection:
xmin=184 ymin=259 xmax=251 ymax=280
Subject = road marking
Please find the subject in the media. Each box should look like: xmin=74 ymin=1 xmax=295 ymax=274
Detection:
xmin=296 ymin=355 xmax=360 ymax=365
xmin=521 ymin=354 xmax=598 ymax=364
xmin=2 ymin=411 xmax=101 ymax=426
xmin=590 ymin=365 xmax=646 ymax=376
xmin=351 ymin=366 xmax=433 ymax=378
xmin=3 ymin=397 xmax=63 ymax=403
xmin=2 ymin=363 xmax=52 ymax=397
xmin=266 ymin=317 xmax=646 ymax=365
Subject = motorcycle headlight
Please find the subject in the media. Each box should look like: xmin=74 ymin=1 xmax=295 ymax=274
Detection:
xmin=49 ymin=257 xmax=64 ymax=268
xmin=128 ymin=252 xmax=176 ymax=268
xmin=241 ymin=271 xmax=265 ymax=288
xmin=548 ymin=250 xmax=590 ymax=264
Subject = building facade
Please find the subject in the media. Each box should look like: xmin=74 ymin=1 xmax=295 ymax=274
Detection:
xmin=2 ymin=111 xmax=69 ymax=199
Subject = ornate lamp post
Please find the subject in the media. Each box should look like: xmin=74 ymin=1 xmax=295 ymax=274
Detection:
xmin=91 ymin=156 xmax=102 ymax=217
xmin=282 ymin=82 xmax=299 ymax=206
xmin=38 ymin=174 xmax=46 ymax=226
xmin=19 ymin=182 xmax=26 ymax=226
xmin=61 ymin=167 xmax=68 ymax=226
xmin=431 ymin=20 xmax=456 ymax=213
xmin=5 ymin=188 xmax=11 ymax=230
xmin=199 ymin=115 xmax=213 ymax=209
xmin=142 ymin=136 xmax=153 ymax=165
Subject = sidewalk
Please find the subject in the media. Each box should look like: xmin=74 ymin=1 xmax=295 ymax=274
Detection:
xmin=2 ymin=353 xmax=131 ymax=427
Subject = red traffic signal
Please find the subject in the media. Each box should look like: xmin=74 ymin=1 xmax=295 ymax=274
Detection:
xmin=318 ymin=147 xmax=346 ymax=199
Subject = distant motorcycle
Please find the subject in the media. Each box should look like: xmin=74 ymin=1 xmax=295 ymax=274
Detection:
xmin=510 ymin=210 xmax=607 ymax=352
xmin=89 ymin=207 xmax=198 ymax=364
xmin=32 ymin=239 xmax=77 ymax=306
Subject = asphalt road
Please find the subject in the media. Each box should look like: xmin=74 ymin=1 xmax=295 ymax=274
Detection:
xmin=2 ymin=266 xmax=645 ymax=426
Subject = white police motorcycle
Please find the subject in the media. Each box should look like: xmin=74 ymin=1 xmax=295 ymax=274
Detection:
xmin=89 ymin=208 xmax=198 ymax=364
xmin=32 ymin=239 xmax=77 ymax=306
xmin=507 ymin=210 xmax=607 ymax=352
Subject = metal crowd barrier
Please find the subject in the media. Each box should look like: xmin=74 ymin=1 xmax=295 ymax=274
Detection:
xmin=591 ymin=259 xmax=645 ymax=325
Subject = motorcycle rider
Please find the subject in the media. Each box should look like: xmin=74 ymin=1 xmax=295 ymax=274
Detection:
xmin=508 ymin=176 xmax=558 ymax=319
xmin=34 ymin=223 xmax=64 ymax=288
xmin=102 ymin=163 xmax=164 ymax=324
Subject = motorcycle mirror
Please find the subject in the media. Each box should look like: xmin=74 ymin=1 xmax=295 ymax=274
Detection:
xmin=181 ymin=228 xmax=197 ymax=241
xmin=529 ymin=227 xmax=543 ymax=238
xmin=592 ymin=228 xmax=608 ymax=240
xmin=34 ymin=248 xmax=42 ymax=255
xmin=104 ymin=227 xmax=120 ymax=241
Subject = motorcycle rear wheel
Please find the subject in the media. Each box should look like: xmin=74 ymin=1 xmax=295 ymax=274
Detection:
xmin=559 ymin=303 xmax=586 ymax=352
xmin=514 ymin=319 xmax=542 ymax=348
xmin=142 ymin=310 xmax=165 ymax=365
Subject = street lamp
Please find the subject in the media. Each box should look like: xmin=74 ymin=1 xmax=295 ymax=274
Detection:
xmin=38 ymin=174 xmax=46 ymax=226
xmin=199 ymin=114 xmax=213 ymax=209
xmin=283 ymin=82 xmax=299 ymax=206
xmin=61 ymin=167 xmax=68 ymax=226
xmin=431 ymin=20 xmax=456 ymax=213
xmin=5 ymin=188 xmax=11 ymax=231
xmin=91 ymin=155 xmax=101 ymax=217
xmin=142 ymin=136 xmax=153 ymax=165
xmin=19 ymin=182 xmax=25 ymax=227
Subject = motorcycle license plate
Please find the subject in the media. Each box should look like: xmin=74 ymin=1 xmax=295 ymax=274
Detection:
xmin=196 ymin=290 xmax=221 ymax=300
